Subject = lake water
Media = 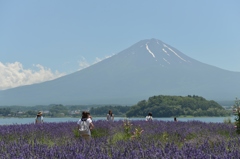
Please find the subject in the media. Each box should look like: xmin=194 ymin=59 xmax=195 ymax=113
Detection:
xmin=0 ymin=116 xmax=236 ymax=125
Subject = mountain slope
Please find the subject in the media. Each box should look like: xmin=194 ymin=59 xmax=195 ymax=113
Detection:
xmin=1 ymin=38 xmax=240 ymax=106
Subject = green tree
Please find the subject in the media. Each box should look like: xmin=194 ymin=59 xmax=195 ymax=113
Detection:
xmin=233 ymin=98 xmax=240 ymax=134
xmin=90 ymin=105 xmax=130 ymax=116
xmin=49 ymin=104 xmax=68 ymax=116
xmin=25 ymin=110 xmax=36 ymax=117
xmin=0 ymin=108 xmax=11 ymax=116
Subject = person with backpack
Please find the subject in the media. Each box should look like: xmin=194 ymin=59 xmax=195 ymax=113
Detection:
xmin=77 ymin=111 xmax=94 ymax=140
xmin=35 ymin=111 xmax=43 ymax=124
xmin=106 ymin=110 xmax=114 ymax=121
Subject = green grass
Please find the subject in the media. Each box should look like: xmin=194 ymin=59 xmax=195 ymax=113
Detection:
xmin=91 ymin=128 xmax=109 ymax=138
xmin=110 ymin=132 xmax=128 ymax=144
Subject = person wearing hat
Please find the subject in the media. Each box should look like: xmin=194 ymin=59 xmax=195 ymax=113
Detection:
xmin=35 ymin=111 xmax=43 ymax=124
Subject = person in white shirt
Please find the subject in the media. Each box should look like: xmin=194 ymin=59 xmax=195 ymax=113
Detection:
xmin=106 ymin=110 xmax=114 ymax=121
xmin=77 ymin=111 xmax=94 ymax=140
xmin=146 ymin=112 xmax=153 ymax=121
xmin=35 ymin=111 xmax=43 ymax=124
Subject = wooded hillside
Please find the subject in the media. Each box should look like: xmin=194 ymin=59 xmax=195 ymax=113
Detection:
xmin=126 ymin=95 xmax=230 ymax=117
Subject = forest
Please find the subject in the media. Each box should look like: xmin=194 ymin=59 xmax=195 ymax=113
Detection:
xmin=125 ymin=95 xmax=230 ymax=117
xmin=89 ymin=105 xmax=130 ymax=116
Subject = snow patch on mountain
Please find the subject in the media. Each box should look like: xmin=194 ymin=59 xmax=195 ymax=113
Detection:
xmin=163 ymin=58 xmax=170 ymax=64
xmin=162 ymin=48 xmax=170 ymax=56
xmin=163 ymin=44 xmax=186 ymax=62
xmin=146 ymin=44 xmax=155 ymax=58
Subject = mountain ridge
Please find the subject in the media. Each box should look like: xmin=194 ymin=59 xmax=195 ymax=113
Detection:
xmin=1 ymin=38 xmax=239 ymax=106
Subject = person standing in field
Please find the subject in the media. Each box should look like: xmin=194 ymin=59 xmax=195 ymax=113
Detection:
xmin=77 ymin=111 xmax=94 ymax=140
xmin=174 ymin=117 xmax=178 ymax=122
xmin=35 ymin=111 xmax=43 ymax=124
xmin=107 ymin=110 xmax=114 ymax=121
xmin=146 ymin=112 xmax=153 ymax=121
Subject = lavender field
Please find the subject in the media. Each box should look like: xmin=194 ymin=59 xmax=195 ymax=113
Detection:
xmin=0 ymin=120 xmax=240 ymax=159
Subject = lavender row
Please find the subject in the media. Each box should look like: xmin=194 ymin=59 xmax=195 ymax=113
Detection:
xmin=0 ymin=120 xmax=239 ymax=158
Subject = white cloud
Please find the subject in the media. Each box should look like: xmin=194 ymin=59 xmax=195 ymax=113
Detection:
xmin=94 ymin=57 xmax=102 ymax=64
xmin=78 ymin=55 xmax=114 ymax=70
xmin=0 ymin=62 xmax=65 ymax=90
xmin=77 ymin=57 xmax=90 ymax=70
xmin=105 ymin=55 xmax=113 ymax=59
xmin=0 ymin=55 xmax=115 ymax=90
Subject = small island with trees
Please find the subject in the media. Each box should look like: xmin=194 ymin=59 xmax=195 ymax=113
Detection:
xmin=125 ymin=95 xmax=230 ymax=117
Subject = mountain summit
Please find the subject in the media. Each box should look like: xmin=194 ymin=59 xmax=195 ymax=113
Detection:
xmin=1 ymin=38 xmax=240 ymax=106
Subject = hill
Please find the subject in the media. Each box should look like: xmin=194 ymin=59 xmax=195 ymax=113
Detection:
xmin=0 ymin=38 xmax=240 ymax=106
xmin=126 ymin=95 xmax=230 ymax=117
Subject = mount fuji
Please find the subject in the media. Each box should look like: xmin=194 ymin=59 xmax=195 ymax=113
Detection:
xmin=1 ymin=38 xmax=240 ymax=106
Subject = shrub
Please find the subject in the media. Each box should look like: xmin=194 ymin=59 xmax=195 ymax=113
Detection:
xmin=233 ymin=98 xmax=240 ymax=134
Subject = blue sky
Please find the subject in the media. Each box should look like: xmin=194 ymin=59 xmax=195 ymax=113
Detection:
xmin=0 ymin=0 xmax=240 ymax=90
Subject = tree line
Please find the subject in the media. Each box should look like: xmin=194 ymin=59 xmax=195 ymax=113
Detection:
xmin=0 ymin=104 xmax=127 ymax=117
xmin=89 ymin=105 xmax=130 ymax=116
xmin=0 ymin=95 xmax=231 ymax=118
xmin=0 ymin=104 xmax=104 ymax=117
